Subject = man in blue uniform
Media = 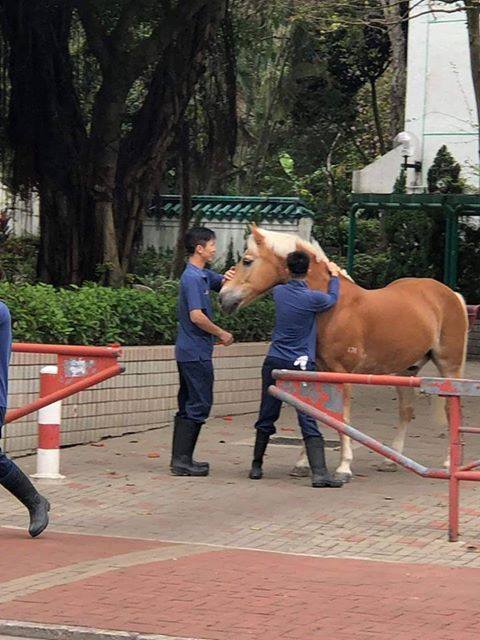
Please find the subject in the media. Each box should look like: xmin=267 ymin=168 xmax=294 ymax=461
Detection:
xmin=249 ymin=250 xmax=343 ymax=488
xmin=0 ymin=301 xmax=50 ymax=536
xmin=171 ymin=227 xmax=234 ymax=477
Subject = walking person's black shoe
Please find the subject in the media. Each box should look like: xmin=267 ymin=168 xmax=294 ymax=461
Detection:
xmin=0 ymin=465 xmax=50 ymax=537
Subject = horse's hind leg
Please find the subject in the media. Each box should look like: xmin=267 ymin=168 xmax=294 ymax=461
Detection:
xmin=378 ymin=386 xmax=415 ymax=472
xmin=430 ymin=349 xmax=466 ymax=469
xmin=291 ymin=384 xmax=352 ymax=480
xmin=290 ymin=447 xmax=310 ymax=477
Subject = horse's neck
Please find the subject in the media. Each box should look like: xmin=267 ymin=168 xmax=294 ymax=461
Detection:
xmin=306 ymin=261 xmax=358 ymax=298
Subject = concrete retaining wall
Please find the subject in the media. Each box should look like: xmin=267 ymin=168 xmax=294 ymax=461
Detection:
xmin=1 ymin=343 xmax=268 ymax=457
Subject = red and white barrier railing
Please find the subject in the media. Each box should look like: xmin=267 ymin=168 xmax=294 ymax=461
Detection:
xmin=270 ymin=370 xmax=480 ymax=542
xmin=4 ymin=343 xmax=124 ymax=479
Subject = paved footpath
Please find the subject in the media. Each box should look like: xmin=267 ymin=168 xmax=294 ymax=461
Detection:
xmin=0 ymin=362 xmax=480 ymax=639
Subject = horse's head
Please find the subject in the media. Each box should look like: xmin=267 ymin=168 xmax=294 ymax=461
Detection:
xmin=219 ymin=225 xmax=329 ymax=314
xmin=219 ymin=226 xmax=289 ymax=314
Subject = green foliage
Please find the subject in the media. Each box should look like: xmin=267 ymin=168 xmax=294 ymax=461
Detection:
xmin=427 ymin=145 xmax=464 ymax=194
xmin=0 ymin=282 xmax=275 ymax=346
xmin=129 ymin=246 xmax=175 ymax=287
xmin=383 ymin=210 xmax=438 ymax=281
xmin=0 ymin=235 xmax=38 ymax=284
xmin=393 ymin=168 xmax=406 ymax=194
xmin=457 ymin=222 xmax=480 ymax=303
xmin=348 ymin=252 xmax=388 ymax=289
xmin=223 ymin=239 xmax=236 ymax=271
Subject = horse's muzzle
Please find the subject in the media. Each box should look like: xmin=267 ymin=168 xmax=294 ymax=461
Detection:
xmin=219 ymin=289 xmax=242 ymax=314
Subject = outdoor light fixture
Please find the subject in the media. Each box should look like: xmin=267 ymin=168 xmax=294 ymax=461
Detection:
xmin=393 ymin=131 xmax=422 ymax=172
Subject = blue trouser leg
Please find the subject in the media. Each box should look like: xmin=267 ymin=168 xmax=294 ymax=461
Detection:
xmin=177 ymin=365 xmax=188 ymax=419
xmin=176 ymin=361 xmax=214 ymax=424
xmin=254 ymin=358 xmax=282 ymax=436
xmin=0 ymin=409 xmax=16 ymax=480
xmin=0 ymin=448 xmax=16 ymax=480
xmin=297 ymin=413 xmax=322 ymax=439
xmin=255 ymin=357 xmax=321 ymax=438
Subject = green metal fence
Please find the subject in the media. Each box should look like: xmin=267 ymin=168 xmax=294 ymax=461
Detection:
xmin=348 ymin=194 xmax=480 ymax=289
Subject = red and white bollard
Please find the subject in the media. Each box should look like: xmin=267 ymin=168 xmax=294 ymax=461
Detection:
xmin=32 ymin=365 xmax=65 ymax=479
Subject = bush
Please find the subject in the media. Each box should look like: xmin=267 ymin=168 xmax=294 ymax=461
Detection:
xmin=0 ymin=281 xmax=275 ymax=345
xmin=0 ymin=235 xmax=39 ymax=284
xmin=130 ymin=246 xmax=175 ymax=285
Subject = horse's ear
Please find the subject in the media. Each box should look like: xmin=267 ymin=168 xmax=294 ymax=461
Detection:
xmin=251 ymin=225 xmax=264 ymax=246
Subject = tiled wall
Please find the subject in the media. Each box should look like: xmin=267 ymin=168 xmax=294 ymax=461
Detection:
xmin=2 ymin=343 xmax=268 ymax=457
xmin=3 ymin=327 xmax=479 ymax=458
xmin=468 ymin=319 xmax=480 ymax=359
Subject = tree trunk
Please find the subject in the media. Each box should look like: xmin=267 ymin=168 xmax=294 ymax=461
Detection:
xmin=370 ymin=77 xmax=386 ymax=155
xmin=117 ymin=1 xmax=227 ymax=273
xmin=172 ymin=121 xmax=192 ymax=279
xmin=466 ymin=2 xmax=480 ymax=169
xmin=380 ymin=0 xmax=407 ymax=139
xmin=88 ymin=75 xmax=130 ymax=286
xmin=1 ymin=0 xmax=91 ymax=285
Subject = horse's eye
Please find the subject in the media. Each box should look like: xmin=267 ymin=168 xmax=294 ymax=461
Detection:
xmin=242 ymin=258 xmax=253 ymax=266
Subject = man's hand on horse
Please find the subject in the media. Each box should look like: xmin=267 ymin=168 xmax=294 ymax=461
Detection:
xmin=223 ymin=267 xmax=236 ymax=282
xmin=327 ymin=261 xmax=341 ymax=277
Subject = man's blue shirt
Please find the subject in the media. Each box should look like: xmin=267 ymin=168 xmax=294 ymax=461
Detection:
xmin=0 ymin=302 xmax=12 ymax=411
xmin=175 ymin=263 xmax=224 ymax=362
xmin=267 ymin=277 xmax=339 ymax=364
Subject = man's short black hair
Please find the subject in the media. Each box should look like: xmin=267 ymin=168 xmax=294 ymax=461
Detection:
xmin=286 ymin=250 xmax=310 ymax=276
xmin=185 ymin=227 xmax=216 ymax=255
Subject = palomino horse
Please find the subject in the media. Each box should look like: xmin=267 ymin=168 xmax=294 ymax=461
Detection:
xmin=219 ymin=226 xmax=468 ymax=481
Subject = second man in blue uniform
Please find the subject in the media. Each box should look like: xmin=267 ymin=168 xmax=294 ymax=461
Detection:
xmin=249 ymin=250 xmax=343 ymax=488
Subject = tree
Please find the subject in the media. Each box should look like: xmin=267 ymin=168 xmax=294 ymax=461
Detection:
xmin=0 ymin=0 xmax=227 ymax=286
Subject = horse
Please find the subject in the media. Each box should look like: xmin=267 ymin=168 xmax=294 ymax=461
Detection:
xmin=218 ymin=225 xmax=469 ymax=482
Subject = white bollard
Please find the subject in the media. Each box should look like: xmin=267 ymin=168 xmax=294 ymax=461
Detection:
xmin=32 ymin=365 xmax=65 ymax=480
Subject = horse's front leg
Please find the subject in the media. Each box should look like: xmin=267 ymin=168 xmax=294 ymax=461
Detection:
xmin=335 ymin=384 xmax=353 ymax=482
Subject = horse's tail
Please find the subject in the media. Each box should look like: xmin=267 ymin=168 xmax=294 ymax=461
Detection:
xmin=454 ymin=291 xmax=469 ymax=378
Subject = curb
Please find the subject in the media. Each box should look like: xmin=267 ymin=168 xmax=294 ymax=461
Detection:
xmin=0 ymin=620 xmax=204 ymax=640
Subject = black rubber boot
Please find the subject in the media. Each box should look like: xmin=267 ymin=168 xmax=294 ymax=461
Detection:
xmin=171 ymin=417 xmax=209 ymax=477
xmin=0 ymin=464 xmax=50 ymax=537
xmin=248 ymin=430 xmax=270 ymax=480
xmin=304 ymin=436 xmax=343 ymax=488
xmin=170 ymin=417 xmax=209 ymax=472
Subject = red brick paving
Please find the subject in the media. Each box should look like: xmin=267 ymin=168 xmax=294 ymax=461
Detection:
xmin=1 ymin=362 xmax=480 ymax=637
xmin=1 ymin=532 xmax=480 ymax=639
xmin=0 ymin=528 xmax=165 ymax=582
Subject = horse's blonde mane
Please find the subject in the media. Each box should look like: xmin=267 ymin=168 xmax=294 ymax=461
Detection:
xmin=246 ymin=228 xmax=328 ymax=261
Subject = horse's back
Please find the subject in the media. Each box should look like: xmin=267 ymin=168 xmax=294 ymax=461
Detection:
xmin=317 ymin=277 xmax=467 ymax=375
xmin=369 ymin=277 xmax=465 ymax=319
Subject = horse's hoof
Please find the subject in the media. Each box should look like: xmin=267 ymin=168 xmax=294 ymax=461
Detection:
xmin=289 ymin=466 xmax=310 ymax=478
xmin=334 ymin=472 xmax=353 ymax=483
xmin=377 ymin=461 xmax=398 ymax=472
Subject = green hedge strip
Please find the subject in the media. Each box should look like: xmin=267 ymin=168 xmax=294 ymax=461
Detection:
xmin=0 ymin=282 xmax=275 ymax=346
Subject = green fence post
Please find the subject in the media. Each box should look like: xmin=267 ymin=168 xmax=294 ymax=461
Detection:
xmin=443 ymin=206 xmax=454 ymax=287
xmin=450 ymin=207 xmax=459 ymax=289
xmin=347 ymin=205 xmax=359 ymax=276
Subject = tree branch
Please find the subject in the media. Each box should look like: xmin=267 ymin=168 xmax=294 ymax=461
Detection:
xmin=73 ymin=0 xmax=110 ymax=70
xmin=128 ymin=0 xmax=213 ymax=75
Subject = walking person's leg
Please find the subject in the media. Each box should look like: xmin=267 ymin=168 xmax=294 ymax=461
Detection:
xmin=0 ymin=412 xmax=50 ymax=537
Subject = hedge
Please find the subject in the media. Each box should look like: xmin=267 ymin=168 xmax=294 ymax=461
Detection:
xmin=0 ymin=282 xmax=275 ymax=346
